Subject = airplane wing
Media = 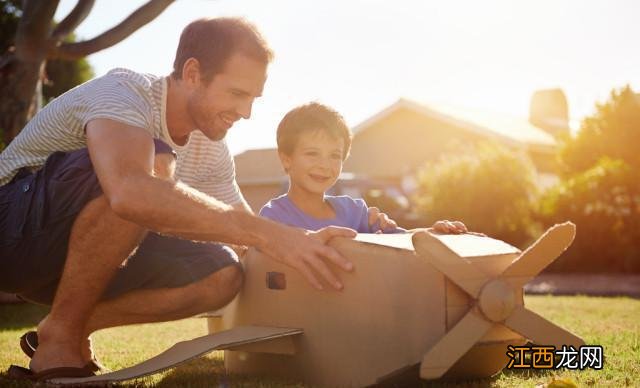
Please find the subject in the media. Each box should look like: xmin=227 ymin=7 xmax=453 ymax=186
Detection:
xmin=51 ymin=326 xmax=303 ymax=384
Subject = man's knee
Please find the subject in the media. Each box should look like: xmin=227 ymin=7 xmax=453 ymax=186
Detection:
xmin=215 ymin=264 xmax=244 ymax=299
xmin=195 ymin=264 xmax=244 ymax=309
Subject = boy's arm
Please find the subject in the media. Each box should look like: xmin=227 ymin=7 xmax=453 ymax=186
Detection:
xmin=430 ymin=220 xmax=468 ymax=234
xmin=87 ymin=119 xmax=355 ymax=290
xmin=367 ymin=206 xmax=400 ymax=232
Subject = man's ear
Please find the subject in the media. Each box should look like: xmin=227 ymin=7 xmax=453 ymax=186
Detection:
xmin=278 ymin=151 xmax=291 ymax=173
xmin=182 ymin=58 xmax=202 ymax=88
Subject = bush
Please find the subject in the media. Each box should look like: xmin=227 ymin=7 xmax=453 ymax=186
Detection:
xmin=537 ymin=86 xmax=640 ymax=273
xmin=414 ymin=142 xmax=540 ymax=248
xmin=538 ymin=159 xmax=640 ymax=273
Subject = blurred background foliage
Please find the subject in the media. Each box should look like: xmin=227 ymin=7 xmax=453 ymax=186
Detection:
xmin=414 ymin=141 xmax=540 ymax=248
xmin=411 ymin=86 xmax=639 ymax=273
xmin=538 ymin=86 xmax=640 ymax=273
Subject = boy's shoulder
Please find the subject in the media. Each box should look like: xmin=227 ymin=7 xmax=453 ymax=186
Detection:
xmin=259 ymin=194 xmax=289 ymax=216
xmin=325 ymin=195 xmax=367 ymax=211
xmin=263 ymin=193 xmax=289 ymax=206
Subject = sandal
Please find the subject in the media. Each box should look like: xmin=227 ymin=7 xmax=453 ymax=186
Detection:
xmin=7 ymin=364 xmax=95 ymax=381
xmin=19 ymin=331 xmax=108 ymax=373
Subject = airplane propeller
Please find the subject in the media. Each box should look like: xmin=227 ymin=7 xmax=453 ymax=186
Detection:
xmin=413 ymin=222 xmax=585 ymax=380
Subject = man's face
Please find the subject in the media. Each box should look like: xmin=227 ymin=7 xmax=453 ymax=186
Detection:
xmin=187 ymin=53 xmax=267 ymax=141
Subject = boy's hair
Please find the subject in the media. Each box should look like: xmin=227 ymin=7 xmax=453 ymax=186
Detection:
xmin=277 ymin=103 xmax=353 ymax=160
xmin=171 ymin=17 xmax=273 ymax=83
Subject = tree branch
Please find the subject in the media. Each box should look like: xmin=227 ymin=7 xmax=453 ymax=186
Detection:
xmin=51 ymin=0 xmax=95 ymax=40
xmin=15 ymin=0 xmax=60 ymax=61
xmin=49 ymin=0 xmax=174 ymax=60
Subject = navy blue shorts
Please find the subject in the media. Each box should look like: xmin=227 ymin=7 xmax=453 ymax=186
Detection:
xmin=0 ymin=140 xmax=239 ymax=305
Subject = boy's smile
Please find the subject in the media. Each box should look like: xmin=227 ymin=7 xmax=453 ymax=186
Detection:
xmin=309 ymin=173 xmax=332 ymax=183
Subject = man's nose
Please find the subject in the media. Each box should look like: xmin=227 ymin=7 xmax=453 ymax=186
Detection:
xmin=237 ymin=99 xmax=253 ymax=120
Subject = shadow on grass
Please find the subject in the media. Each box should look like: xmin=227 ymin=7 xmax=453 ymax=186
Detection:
xmin=499 ymin=365 xmax=557 ymax=379
xmin=0 ymin=356 xmax=555 ymax=388
xmin=0 ymin=303 xmax=49 ymax=331
xmin=125 ymin=359 xmax=554 ymax=388
xmin=375 ymin=363 xmax=492 ymax=388
xmin=0 ymin=374 xmax=32 ymax=388
xmin=373 ymin=362 xmax=556 ymax=388
xmin=115 ymin=357 xmax=307 ymax=388
xmin=153 ymin=357 xmax=226 ymax=388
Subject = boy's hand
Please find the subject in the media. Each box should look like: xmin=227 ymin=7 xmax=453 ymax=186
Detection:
xmin=430 ymin=220 xmax=468 ymax=234
xmin=265 ymin=225 xmax=356 ymax=291
xmin=367 ymin=207 xmax=398 ymax=232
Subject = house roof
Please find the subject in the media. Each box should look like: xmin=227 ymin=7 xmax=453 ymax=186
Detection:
xmin=353 ymin=98 xmax=557 ymax=150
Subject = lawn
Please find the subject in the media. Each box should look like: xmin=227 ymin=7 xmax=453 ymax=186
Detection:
xmin=0 ymin=296 xmax=638 ymax=387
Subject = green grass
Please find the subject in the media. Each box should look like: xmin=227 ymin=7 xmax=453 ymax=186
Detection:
xmin=0 ymin=296 xmax=638 ymax=387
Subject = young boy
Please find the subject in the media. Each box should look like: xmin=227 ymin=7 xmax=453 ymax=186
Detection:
xmin=259 ymin=102 xmax=468 ymax=234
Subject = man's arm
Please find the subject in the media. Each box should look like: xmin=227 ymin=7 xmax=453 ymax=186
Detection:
xmin=87 ymin=119 xmax=355 ymax=290
xmin=227 ymin=199 xmax=253 ymax=256
xmin=232 ymin=197 xmax=254 ymax=215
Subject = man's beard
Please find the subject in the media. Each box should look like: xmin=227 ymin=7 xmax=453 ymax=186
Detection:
xmin=187 ymin=95 xmax=228 ymax=141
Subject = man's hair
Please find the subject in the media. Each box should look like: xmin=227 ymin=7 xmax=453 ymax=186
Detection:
xmin=171 ymin=17 xmax=273 ymax=82
xmin=277 ymin=102 xmax=353 ymax=160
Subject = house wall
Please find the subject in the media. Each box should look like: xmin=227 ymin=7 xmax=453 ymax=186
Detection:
xmin=240 ymin=183 xmax=286 ymax=213
xmin=344 ymin=107 xmax=489 ymax=179
xmin=234 ymin=149 xmax=284 ymax=182
xmin=344 ymin=107 xmax=557 ymax=179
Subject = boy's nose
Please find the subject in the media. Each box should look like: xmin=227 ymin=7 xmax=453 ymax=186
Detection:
xmin=318 ymin=158 xmax=333 ymax=170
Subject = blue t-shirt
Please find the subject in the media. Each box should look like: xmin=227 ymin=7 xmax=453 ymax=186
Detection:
xmin=259 ymin=194 xmax=405 ymax=233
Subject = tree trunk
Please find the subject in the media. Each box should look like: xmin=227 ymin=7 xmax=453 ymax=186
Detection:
xmin=0 ymin=56 xmax=45 ymax=145
xmin=0 ymin=0 xmax=173 ymax=146
xmin=0 ymin=0 xmax=58 ymax=145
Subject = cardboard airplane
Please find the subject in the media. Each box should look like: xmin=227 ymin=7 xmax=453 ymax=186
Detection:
xmin=52 ymin=222 xmax=584 ymax=386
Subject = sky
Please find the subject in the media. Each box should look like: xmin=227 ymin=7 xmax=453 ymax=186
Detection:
xmin=55 ymin=0 xmax=640 ymax=156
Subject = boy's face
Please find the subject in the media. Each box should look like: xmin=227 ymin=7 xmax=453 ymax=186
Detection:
xmin=187 ymin=52 xmax=267 ymax=141
xmin=280 ymin=129 xmax=345 ymax=196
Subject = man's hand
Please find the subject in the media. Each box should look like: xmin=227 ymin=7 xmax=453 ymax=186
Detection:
xmin=264 ymin=225 xmax=356 ymax=291
xmin=367 ymin=207 xmax=398 ymax=233
xmin=430 ymin=220 xmax=468 ymax=234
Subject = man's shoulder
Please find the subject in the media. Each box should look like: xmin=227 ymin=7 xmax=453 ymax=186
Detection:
xmin=97 ymin=68 xmax=161 ymax=95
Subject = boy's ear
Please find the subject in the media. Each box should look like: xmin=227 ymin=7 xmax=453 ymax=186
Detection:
xmin=278 ymin=151 xmax=291 ymax=173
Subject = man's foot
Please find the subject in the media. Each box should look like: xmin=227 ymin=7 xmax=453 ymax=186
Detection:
xmin=20 ymin=331 xmax=107 ymax=373
xmin=29 ymin=318 xmax=90 ymax=373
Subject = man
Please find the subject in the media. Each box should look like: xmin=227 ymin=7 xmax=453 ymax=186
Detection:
xmin=0 ymin=18 xmax=355 ymax=380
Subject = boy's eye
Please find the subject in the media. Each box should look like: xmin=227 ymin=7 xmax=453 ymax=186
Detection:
xmin=331 ymin=153 xmax=342 ymax=160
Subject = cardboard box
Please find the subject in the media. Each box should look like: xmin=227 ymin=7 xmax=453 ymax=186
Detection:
xmin=54 ymin=223 xmax=583 ymax=386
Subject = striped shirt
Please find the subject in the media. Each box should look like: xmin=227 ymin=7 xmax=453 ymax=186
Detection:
xmin=0 ymin=68 xmax=243 ymax=205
